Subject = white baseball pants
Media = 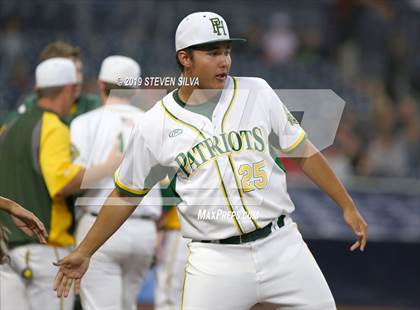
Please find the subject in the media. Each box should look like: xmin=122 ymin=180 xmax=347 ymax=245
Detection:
xmin=155 ymin=229 xmax=190 ymax=310
xmin=76 ymin=213 xmax=156 ymax=310
xmin=0 ymin=244 xmax=74 ymax=310
xmin=182 ymin=221 xmax=336 ymax=310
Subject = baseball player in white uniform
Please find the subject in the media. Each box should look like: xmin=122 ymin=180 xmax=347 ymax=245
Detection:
xmin=53 ymin=12 xmax=368 ymax=310
xmin=70 ymin=56 xmax=161 ymax=310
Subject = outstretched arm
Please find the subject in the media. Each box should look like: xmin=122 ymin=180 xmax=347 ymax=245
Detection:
xmin=53 ymin=188 xmax=141 ymax=297
xmin=291 ymin=140 xmax=368 ymax=252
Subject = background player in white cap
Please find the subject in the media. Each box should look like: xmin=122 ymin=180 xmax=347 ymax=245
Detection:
xmin=53 ymin=12 xmax=368 ymax=310
xmin=70 ymin=55 xmax=161 ymax=310
xmin=0 ymin=41 xmax=101 ymax=129
xmin=0 ymin=58 xmax=121 ymax=310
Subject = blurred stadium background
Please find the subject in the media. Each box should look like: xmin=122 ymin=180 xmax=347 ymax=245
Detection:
xmin=0 ymin=0 xmax=419 ymax=309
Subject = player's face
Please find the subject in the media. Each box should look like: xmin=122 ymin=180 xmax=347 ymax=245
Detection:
xmin=191 ymin=43 xmax=231 ymax=89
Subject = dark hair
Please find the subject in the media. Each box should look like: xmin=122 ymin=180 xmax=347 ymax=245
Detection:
xmin=103 ymin=82 xmax=136 ymax=99
xmin=176 ymin=48 xmax=194 ymax=72
xmin=36 ymin=86 xmax=66 ymax=99
xmin=38 ymin=41 xmax=81 ymax=63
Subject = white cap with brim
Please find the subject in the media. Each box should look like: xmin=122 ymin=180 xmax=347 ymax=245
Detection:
xmin=175 ymin=12 xmax=246 ymax=52
xmin=35 ymin=57 xmax=77 ymax=88
xmin=98 ymin=55 xmax=140 ymax=86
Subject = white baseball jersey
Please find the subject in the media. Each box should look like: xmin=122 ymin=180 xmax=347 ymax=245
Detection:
xmin=115 ymin=76 xmax=306 ymax=239
xmin=71 ymin=103 xmax=161 ymax=218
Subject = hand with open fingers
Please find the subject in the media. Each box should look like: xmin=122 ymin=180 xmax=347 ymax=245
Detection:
xmin=53 ymin=251 xmax=90 ymax=298
xmin=343 ymin=206 xmax=368 ymax=252
xmin=5 ymin=200 xmax=48 ymax=244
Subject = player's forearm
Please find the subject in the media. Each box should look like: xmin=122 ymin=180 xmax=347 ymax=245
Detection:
xmin=76 ymin=143 xmax=122 ymax=188
xmin=56 ymin=162 xmax=116 ymax=197
xmin=0 ymin=196 xmax=13 ymax=212
xmin=292 ymin=141 xmax=355 ymax=211
xmin=76 ymin=188 xmax=140 ymax=257
xmin=0 ymin=197 xmax=27 ymax=214
xmin=56 ymin=169 xmax=85 ymax=197
xmin=83 ymin=163 xmax=116 ymax=186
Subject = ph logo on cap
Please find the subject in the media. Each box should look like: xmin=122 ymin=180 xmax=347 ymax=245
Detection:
xmin=210 ymin=17 xmax=227 ymax=36
xmin=175 ymin=12 xmax=246 ymax=52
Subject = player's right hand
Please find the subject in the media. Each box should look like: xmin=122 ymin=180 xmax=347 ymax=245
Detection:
xmin=53 ymin=251 xmax=90 ymax=297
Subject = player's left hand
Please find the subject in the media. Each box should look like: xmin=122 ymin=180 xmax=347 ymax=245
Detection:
xmin=342 ymin=205 xmax=368 ymax=252
xmin=8 ymin=203 xmax=48 ymax=244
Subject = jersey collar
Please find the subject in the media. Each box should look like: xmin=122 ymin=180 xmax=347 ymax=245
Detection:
xmin=162 ymin=76 xmax=236 ymax=135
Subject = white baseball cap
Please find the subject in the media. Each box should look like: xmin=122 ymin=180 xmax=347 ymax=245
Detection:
xmin=175 ymin=12 xmax=246 ymax=52
xmin=35 ymin=57 xmax=77 ymax=88
xmin=98 ymin=55 xmax=140 ymax=86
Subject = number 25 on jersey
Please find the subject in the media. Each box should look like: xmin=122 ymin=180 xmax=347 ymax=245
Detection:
xmin=238 ymin=161 xmax=268 ymax=192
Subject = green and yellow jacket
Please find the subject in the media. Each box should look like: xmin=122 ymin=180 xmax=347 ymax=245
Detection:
xmin=0 ymin=105 xmax=83 ymax=247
